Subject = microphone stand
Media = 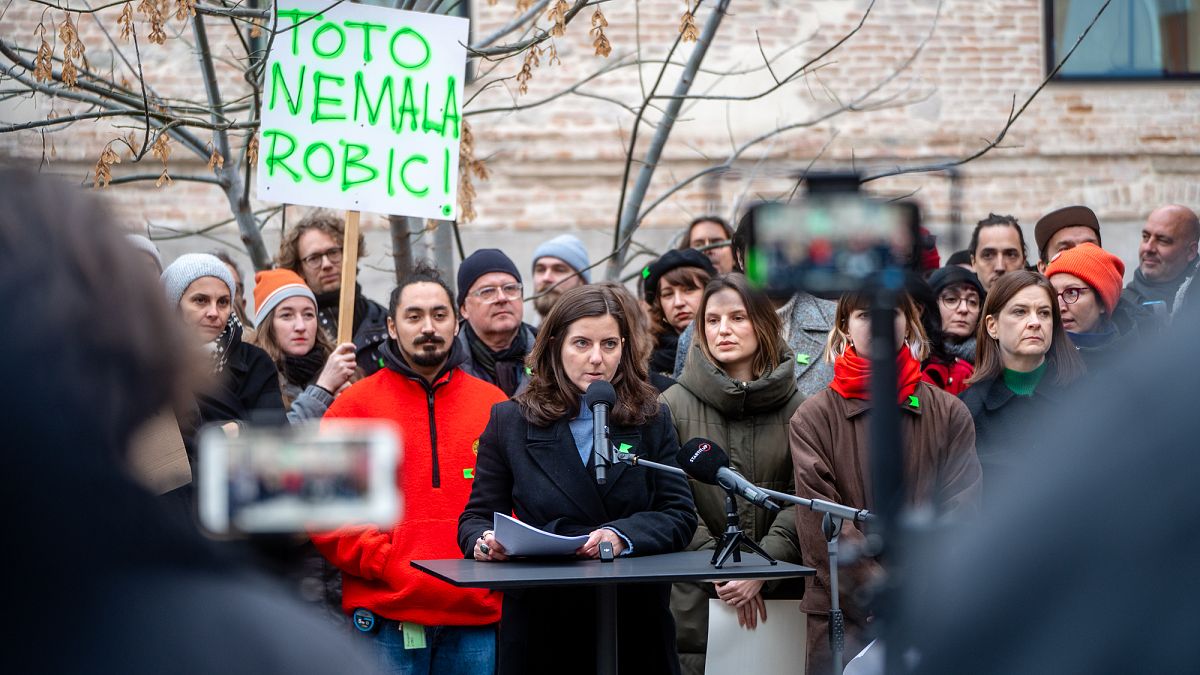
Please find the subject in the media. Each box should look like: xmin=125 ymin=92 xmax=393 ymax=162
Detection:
xmin=711 ymin=489 xmax=777 ymax=569
xmin=757 ymin=486 xmax=872 ymax=674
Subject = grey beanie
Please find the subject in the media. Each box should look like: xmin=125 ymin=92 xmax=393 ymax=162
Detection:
xmin=532 ymin=234 xmax=591 ymax=283
xmin=125 ymin=234 xmax=163 ymax=272
xmin=161 ymin=253 xmax=238 ymax=309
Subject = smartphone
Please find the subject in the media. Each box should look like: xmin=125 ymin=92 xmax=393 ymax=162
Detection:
xmin=744 ymin=197 xmax=919 ymax=295
xmin=198 ymin=420 xmax=401 ymax=535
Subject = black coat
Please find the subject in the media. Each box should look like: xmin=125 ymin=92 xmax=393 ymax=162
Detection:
xmin=959 ymin=375 xmax=1070 ymax=504
xmin=458 ymin=401 xmax=697 ymax=675
xmin=197 ymin=340 xmax=287 ymax=427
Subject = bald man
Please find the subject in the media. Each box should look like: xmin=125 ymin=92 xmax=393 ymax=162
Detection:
xmin=1125 ymin=204 xmax=1200 ymax=312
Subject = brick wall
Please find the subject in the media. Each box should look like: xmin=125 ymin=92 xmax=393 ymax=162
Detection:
xmin=3 ymin=0 xmax=1197 ymax=301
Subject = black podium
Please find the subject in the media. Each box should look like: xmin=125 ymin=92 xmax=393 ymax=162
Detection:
xmin=412 ymin=550 xmax=813 ymax=675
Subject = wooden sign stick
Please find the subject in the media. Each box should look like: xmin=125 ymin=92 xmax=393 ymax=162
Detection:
xmin=336 ymin=210 xmax=361 ymax=346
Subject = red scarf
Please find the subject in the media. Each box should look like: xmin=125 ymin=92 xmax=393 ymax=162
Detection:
xmin=831 ymin=346 xmax=924 ymax=404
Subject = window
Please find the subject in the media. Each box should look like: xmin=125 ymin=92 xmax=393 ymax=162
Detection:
xmin=1046 ymin=0 xmax=1200 ymax=79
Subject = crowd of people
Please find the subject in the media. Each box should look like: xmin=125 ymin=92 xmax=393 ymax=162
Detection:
xmin=17 ymin=161 xmax=1200 ymax=675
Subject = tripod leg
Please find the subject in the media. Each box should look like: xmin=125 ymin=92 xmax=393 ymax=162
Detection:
xmin=712 ymin=532 xmax=742 ymax=569
xmin=736 ymin=536 xmax=778 ymax=565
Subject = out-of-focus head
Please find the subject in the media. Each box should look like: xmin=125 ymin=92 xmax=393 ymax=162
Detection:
xmin=696 ymin=273 xmax=785 ymax=379
xmin=1045 ymin=243 xmax=1125 ymax=334
xmin=643 ymin=249 xmax=716 ymax=334
xmin=125 ymin=234 xmax=163 ymax=275
xmin=680 ymin=216 xmax=735 ymax=274
xmin=531 ymin=235 xmax=590 ymax=318
xmin=276 ymin=210 xmax=365 ymax=295
xmin=946 ymin=249 xmax=973 ymax=271
xmin=825 ymin=290 xmax=928 ymax=363
xmin=971 ymin=270 xmax=1084 ymax=386
xmin=517 ymin=284 xmax=658 ymax=427
xmin=0 ymin=169 xmax=183 ymax=456
xmin=387 ymin=262 xmax=458 ymax=373
xmin=970 ymin=214 xmax=1027 ymax=293
xmin=457 ymin=248 xmax=524 ymax=341
xmin=1138 ymin=204 xmax=1200 ymax=283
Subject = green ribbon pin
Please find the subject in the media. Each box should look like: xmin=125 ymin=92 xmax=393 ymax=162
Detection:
xmin=463 ymin=468 xmax=474 ymax=479
xmin=524 ymin=366 xmax=533 ymax=376
xmin=618 ymin=443 xmax=633 ymax=453
xmin=907 ymin=395 xmax=920 ymax=409
xmin=796 ymin=354 xmax=811 ymax=366
xmin=641 ymin=266 xmax=651 ymax=279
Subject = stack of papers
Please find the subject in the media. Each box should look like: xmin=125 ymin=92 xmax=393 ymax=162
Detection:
xmin=493 ymin=512 xmax=589 ymax=556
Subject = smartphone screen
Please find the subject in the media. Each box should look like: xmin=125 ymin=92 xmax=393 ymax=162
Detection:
xmin=198 ymin=420 xmax=401 ymax=535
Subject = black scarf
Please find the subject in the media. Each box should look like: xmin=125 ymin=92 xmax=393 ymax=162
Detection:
xmin=650 ymin=331 xmax=679 ymax=375
xmin=944 ymin=335 xmax=977 ymax=365
xmin=463 ymin=322 xmax=529 ymax=396
xmin=281 ymin=345 xmax=329 ymax=388
xmin=314 ymin=283 xmax=370 ymax=338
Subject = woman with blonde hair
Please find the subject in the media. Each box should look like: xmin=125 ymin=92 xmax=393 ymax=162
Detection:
xmin=789 ymin=290 xmax=982 ymax=674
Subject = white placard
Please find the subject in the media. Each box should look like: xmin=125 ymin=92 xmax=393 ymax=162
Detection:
xmin=256 ymin=1 xmax=468 ymax=219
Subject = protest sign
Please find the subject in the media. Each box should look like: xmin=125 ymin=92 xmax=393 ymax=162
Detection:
xmin=256 ymin=1 xmax=468 ymax=220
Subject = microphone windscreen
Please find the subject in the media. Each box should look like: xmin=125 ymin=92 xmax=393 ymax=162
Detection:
xmin=583 ymin=380 xmax=617 ymax=408
xmin=675 ymin=438 xmax=730 ymax=485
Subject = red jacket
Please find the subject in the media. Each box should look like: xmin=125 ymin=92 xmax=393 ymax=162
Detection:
xmin=312 ymin=346 xmax=507 ymax=626
xmin=922 ymin=355 xmax=974 ymax=396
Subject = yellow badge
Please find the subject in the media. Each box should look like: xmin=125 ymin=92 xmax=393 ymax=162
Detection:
xmin=472 ymin=439 xmax=479 ymax=456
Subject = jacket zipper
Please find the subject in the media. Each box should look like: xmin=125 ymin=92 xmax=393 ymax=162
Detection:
xmin=427 ymin=387 xmax=440 ymax=488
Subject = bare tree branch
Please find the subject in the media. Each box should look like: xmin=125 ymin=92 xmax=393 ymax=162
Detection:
xmin=861 ymin=0 xmax=1114 ymax=183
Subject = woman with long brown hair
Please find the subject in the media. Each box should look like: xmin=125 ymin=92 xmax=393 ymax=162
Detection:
xmin=790 ymin=290 xmax=982 ymax=674
xmin=458 ymin=284 xmax=697 ymax=675
xmin=250 ymin=269 xmax=358 ymax=423
xmin=661 ymin=274 xmax=804 ymax=675
xmin=960 ymin=270 xmax=1085 ymax=487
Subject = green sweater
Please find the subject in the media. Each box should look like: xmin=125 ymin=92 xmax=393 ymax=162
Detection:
xmin=1002 ymin=361 xmax=1048 ymax=397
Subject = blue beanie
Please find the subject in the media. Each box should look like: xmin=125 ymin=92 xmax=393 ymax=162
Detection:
xmin=532 ymin=234 xmax=591 ymax=283
xmin=457 ymin=249 xmax=521 ymax=307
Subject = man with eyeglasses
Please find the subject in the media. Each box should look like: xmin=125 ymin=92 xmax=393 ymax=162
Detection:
xmin=455 ymin=249 xmax=537 ymax=397
xmin=277 ymin=211 xmax=390 ymax=375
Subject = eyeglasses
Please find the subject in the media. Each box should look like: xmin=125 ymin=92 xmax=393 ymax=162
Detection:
xmin=301 ymin=247 xmax=343 ymax=270
xmin=469 ymin=282 xmax=523 ymax=303
xmin=938 ymin=294 xmax=980 ymax=310
xmin=1056 ymin=286 xmax=1091 ymax=305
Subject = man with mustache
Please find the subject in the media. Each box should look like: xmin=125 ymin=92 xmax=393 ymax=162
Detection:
xmin=531 ymin=234 xmax=591 ymax=320
xmin=312 ymin=262 xmax=508 ymax=674
xmin=1125 ymin=204 xmax=1200 ymax=313
xmin=456 ymin=249 xmax=537 ymax=397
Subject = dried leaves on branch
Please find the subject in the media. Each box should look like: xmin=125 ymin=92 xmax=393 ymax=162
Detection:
xmin=457 ymin=121 xmax=490 ymax=224
xmin=548 ymin=0 xmax=570 ymax=37
xmin=94 ymin=143 xmax=121 ymax=189
xmin=591 ymin=9 xmax=612 ymax=58
xmin=680 ymin=1 xmax=699 ymax=42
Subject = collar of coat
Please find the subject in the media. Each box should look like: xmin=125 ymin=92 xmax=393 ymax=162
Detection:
xmin=979 ymin=373 xmax=1065 ymax=412
xmin=840 ymin=383 xmax=928 ymax=419
xmin=788 ymin=291 xmax=837 ymax=332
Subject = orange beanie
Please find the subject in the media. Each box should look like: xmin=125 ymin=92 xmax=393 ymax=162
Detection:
xmin=253 ymin=268 xmax=316 ymax=325
xmin=1045 ymin=243 xmax=1125 ymax=315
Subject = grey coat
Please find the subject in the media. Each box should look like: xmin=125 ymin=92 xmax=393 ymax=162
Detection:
xmin=283 ymin=382 xmax=334 ymax=425
xmin=673 ymin=291 xmax=836 ymax=398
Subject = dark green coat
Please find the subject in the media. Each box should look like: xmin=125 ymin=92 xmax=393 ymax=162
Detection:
xmin=659 ymin=342 xmax=805 ymax=674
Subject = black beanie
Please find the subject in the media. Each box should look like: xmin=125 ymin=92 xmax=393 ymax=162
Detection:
xmin=457 ymin=249 xmax=521 ymax=307
xmin=928 ymin=265 xmax=985 ymax=300
xmin=642 ymin=249 xmax=717 ymax=301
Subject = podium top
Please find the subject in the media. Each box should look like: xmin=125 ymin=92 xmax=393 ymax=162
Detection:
xmin=411 ymin=550 xmax=813 ymax=590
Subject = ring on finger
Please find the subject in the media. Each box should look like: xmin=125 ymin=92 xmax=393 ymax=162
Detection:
xmin=479 ymin=541 xmax=490 ymax=555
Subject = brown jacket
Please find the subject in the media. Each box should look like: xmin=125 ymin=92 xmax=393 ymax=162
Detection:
xmin=789 ymin=381 xmax=982 ymax=618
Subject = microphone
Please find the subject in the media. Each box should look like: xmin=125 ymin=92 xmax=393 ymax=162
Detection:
xmin=676 ymin=438 xmax=781 ymax=512
xmin=584 ymin=381 xmax=616 ymax=485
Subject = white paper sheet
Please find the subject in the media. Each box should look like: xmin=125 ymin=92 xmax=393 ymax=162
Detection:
xmin=493 ymin=512 xmax=589 ymax=556
xmin=705 ymin=598 xmax=806 ymax=675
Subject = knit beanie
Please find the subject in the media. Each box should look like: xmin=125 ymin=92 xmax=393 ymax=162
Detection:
xmin=929 ymin=265 xmax=985 ymax=300
xmin=457 ymin=249 xmax=521 ymax=307
xmin=161 ymin=253 xmax=237 ymax=309
xmin=1045 ymin=242 xmax=1125 ymax=315
xmin=532 ymin=234 xmax=591 ymax=283
xmin=125 ymin=234 xmax=163 ymax=272
xmin=642 ymin=248 xmax=717 ymax=301
xmin=253 ymin=268 xmax=317 ymax=325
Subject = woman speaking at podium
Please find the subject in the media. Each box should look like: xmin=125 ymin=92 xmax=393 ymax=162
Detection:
xmin=459 ymin=284 xmax=697 ymax=675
